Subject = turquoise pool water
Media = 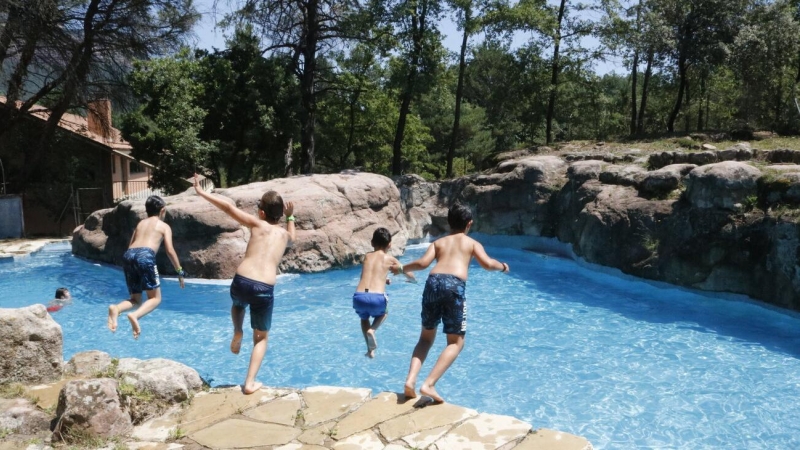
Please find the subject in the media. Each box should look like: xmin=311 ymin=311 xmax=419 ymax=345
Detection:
xmin=2 ymin=238 xmax=800 ymax=449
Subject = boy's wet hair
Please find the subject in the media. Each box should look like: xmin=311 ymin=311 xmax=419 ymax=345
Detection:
xmin=259 ymin=191 xmax=284 ymax=222
xmin=371 ymin=227 xmax=392 ymax=249
xmin=55 ymin=287 xmax=69 ymax=299
xmin=145 ymin=195 xmax=166 ymax=217
xmin=448 ymin=203 xmax=472 ymax=231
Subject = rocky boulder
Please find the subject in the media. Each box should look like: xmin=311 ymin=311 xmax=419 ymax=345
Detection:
xmin=64 ymin=350 xmax=113 ymax=377
xmin=599 ymin=164 xmax=647 ymax=187
xmin=116 ymin=358 xmax=203 ymax=403
xmin=0 ymin=304 xmax=62 ymax=384
xmin=638 ymin=164 xmax=696 ymax=197
xmin=72 ymin=172 xmax=409 ymax=277
xmin=686 ymin=162 xmax=762 ymax=210
xmin=53 ymin=379 xmax=133 ymax=442
xmin=0 ymin=398 xmax=51 ymax=435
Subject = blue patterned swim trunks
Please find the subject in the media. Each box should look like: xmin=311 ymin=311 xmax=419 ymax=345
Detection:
xmin=421 ymin=273 xmax=467 ymax=335
xmin=230 ymin=274 xmax=275 ymax=332
xmin=123 ymin=247 xmax=160 ymax=294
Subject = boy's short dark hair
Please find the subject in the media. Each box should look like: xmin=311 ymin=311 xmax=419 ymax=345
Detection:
xmin=145 ymin=195 xmax=166 ymax=217
xmin=371 ymin=227 xmax=392 ymax=249
xmin=55 ymin=287 xmax=69 ymax=299
xmin=258 ymin=191 xmax=284 ymax=222
xmin=448 ymin=203 xmax=472 ymax=231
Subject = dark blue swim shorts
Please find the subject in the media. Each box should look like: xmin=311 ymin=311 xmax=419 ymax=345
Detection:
xmin=123 ymin=247 xmax=160 ymax=294
xmin=230 ymin=274 xmax=275 ymax=332
xmin=421 ymin=273 xmax=467 ymax=335
xmin=353 ymin=292 xmax=388 ymax=320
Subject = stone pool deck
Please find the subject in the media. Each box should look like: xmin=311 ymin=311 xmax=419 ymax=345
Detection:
xmin=18 ymin=381 xmax=593 ymax=450
xmin=0 ymin=238 xmax=68 ymax=259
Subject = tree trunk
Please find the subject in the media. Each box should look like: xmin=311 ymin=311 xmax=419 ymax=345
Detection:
xmin=667 ymin=53 xmax=687 ymax=133
xmin=630 ymin=51 xmax=639 ymax=136
xmin=637 ymin=49 xmax=653 ymax=135
xmin=697 ymin=74 xmax=705 ymax=131
xmin=683 ymin=76 xmax=690 ymax=134
xmin=0 ymin=3 xmax=19 ymax=69
xmin=299 ymin=0 xmax=319 ymax=174
xmin=447 ymin=8 xmax=471 ymax=178
xmin=546 ymin=0 xmax=567 ymax=145
xmin=392 ymin=0 xmax=428 ymax=176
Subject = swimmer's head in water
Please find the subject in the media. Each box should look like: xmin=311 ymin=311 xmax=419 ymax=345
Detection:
xmin=258 ymin=191 xmax=284 ymax=223
xmin=371 ymin=227 xmax=391 ymax=250
xmin=145 ymin=195 xmax=166 ymax=217
xmin=55 ymin=287 xmax=70 ymax=299
xmin=447 ymin=202 xmax=473 ymax=232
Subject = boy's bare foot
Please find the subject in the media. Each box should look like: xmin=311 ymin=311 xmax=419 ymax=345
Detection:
xmin=128 ymin=315 xmax=141 ymax=340
xmin=230 ymin=331 xmax=243 ymax=354
xmin=366 ymin=329 xmax=377 ymax=351
xmin=420 ymin=384 xmax=444 ymax=403
xmin=366 ymin=349 xmax=375 ymax=358
xmin=242 ymin=381 xmax=262 ymax=395
xmin=403 ymin=383 xmax=417 ymax=399
xmin=107 ymin=305 xmax=119 ymax=332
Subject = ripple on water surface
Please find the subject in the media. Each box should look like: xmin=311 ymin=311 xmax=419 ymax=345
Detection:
xmin=2 ymin=239 xmax=800 ymax=449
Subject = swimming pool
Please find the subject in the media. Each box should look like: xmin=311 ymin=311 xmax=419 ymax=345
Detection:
xmin=2 ymin=237 xmax=799 ymax=449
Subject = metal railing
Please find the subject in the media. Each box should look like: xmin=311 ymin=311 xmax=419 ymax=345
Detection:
xmin=113 ymin=181 xmax=165 ymax=202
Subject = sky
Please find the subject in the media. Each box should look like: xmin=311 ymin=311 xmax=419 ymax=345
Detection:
xmin=189 ymin=0 xmax=626 ymax=75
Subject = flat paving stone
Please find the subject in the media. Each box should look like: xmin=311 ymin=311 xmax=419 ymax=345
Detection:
xmin=379 ymin=402 xmax=478 ymax=442
xmin=298 ymin=423 xmax=335 ymax=446
xmin=431 ymin=413 xmax=532 ymax=449
xmin=275 ymin=444 xmax=328 ymax=450
xmin=333 ymin=392 xmax=416 ymax=439
xmin=27 ymin=378 xmax=71 ymax=410
xmin=300 ymin=386 xmax=371 ymax=427
xmin=331 ymin=430 xmax=384 ymax=450
xmin=244 ymin=392 xmax=302 ymax=426
xmin=131 ymin=405 xmax=183 ymax=442
xmin=513 ymin=428 xmax=594 ymax=450
xmin=126 ymin=442 xmax=185 ymax=449
xmin=400 ymin=424 xmax=451 ymax=449
xmin=180 ymin=388 xmax=283 ymax=433
xmin=189 ymin=418 xmax=300 ymax=449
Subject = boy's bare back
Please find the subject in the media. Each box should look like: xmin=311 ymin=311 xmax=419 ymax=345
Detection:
xmin=129 ymin=216 xmax=170 ymax=252
xmin=237 ymin=222 xmax=290 ymax=285
xmin=428 ymin=233 xmax=495 ymax=281
xmin=356 ymin=251 xmax=400 ymax=293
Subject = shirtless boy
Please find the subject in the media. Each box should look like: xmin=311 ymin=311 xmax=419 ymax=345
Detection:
xmin=353 ymin=227 xmax=414 ymax=358
xmin=107 ymin=195 xmax=185 ymax=339
xmin=395 ymin=203 xmax=509 ymax=403
xmin=193 ymin=174 xmax=295 ymax=395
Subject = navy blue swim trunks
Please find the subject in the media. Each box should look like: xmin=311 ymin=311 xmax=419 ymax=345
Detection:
xmin=421 ymin=273 xmax=467 ymax=335
xmin=353 ymin=292 xmax=388 ymax=320
xmin=123 ymin=247 xmax=160 ymax=294
xmin=230 ymin=274 xmax=275 ymax=332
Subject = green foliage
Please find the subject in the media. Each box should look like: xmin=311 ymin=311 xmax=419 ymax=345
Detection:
xmin=94 ymin=358 xmax=120 ymax=379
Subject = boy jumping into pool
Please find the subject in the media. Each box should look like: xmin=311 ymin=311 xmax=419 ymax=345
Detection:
xmin=353 ymin=227 xmax=414 ymax=358
xmin=193 ymin=174 xmax=295 ymax=395
xmin=107 ymin=195 xmax=186 ymax=339
xmin=395 ymin=203 xmax=509 ymax=403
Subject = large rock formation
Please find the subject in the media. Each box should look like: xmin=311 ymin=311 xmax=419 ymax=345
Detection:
xmin=72 ymin=172 xmax=408 ymax=277
xmin=52 ymin=379 xmax=133 ymax=442
xmin=0 ymin=304 xmax=63 ymax=384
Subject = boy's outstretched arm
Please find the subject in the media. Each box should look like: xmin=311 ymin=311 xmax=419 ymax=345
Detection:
xmin=162 ymin=225 xmax=185 ymax=288
xmin=473 ymin=241 xmax=509 ymax=272
xmin=284 ymin=201 xmax=296 ymax=243
xmin=194 ymin=174 xmax=261 ymax=228
xmin=389 ymin=256 xmax=416 ymax=281
xmin=394 ymin=243 xmax=436 ymax=274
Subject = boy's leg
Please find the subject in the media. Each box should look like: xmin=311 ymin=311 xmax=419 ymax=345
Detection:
xmin=243 ymin=329 xmax=268 ymax=394
xmin=365 ymin=313 xmax=387 ymax=359
xmin=127 ymin=288 xmax=162 ymax=339
xmin=360 ymin=319 xmax=371 ymax=356
xmin=419 ymin=333 xmax=465 ymax=403
xmin=403 ymin=327 xmax=437 ymax=399
xmin=107 ymin=295 xmax=140 ymax=332
xmin=231 ymin=305 xmax=245 ymax=354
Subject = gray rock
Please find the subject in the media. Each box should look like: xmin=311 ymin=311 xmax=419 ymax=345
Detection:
xmin=116 ymin=358 xmax=203 ymax=403
xmin=0 ymin=398 xmax=51 ymax=435
xmin=53 ymin=379 xmax=133 ymax=441
xmin=688 ymin=151 xmax=718 ymax=165
xmin=702 ymin=143 xmax=717 ymax=150
xmin=64 ymin=350 xmax=112 ymax=377
xmin=72 ymin=173 xmax=409 ymax=277
xmin=639 ymin=164 xmax=697 ymax=196
xmin=568 ymin=160 xmax=605 ymax=185
xmin=686 ymin=162 xmax=762 ymax=210
xmin=599 ymin=165 xmax=647 ymax=187
xmin=0 ymin=304 xmax=62 ymax=384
